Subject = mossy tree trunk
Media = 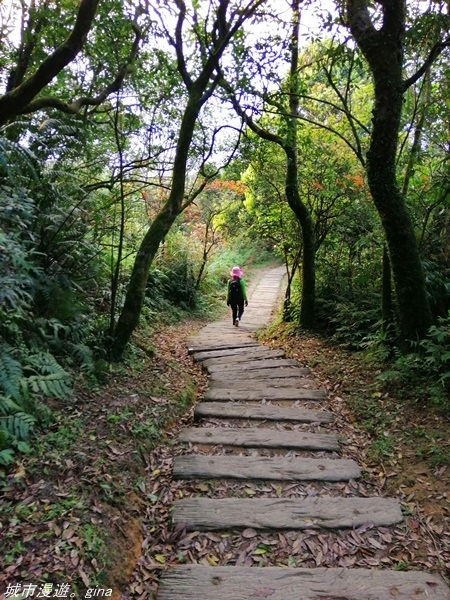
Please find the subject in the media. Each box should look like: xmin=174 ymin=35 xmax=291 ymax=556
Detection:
xmin=346 ymin=0 xmax=433 ymax=348
xmin=381 ymin=244 xmax=394 ymax=334
xmin=284 ymin=144 xmax=316 ymax=328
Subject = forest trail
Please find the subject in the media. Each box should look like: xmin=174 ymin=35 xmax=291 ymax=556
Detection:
xmin=156 ymin=266 xmax=450 ymax=599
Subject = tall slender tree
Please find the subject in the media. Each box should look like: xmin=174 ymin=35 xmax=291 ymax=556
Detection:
xmin=220 ymin=0 xmax=317 ymax=327
xmin=345 ymin=0 xmax=449 ymax=347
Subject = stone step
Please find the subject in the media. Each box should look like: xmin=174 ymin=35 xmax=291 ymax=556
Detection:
xmin=192 ymin=346 xmax=276 ymax=361
xmin=158 ymin=565 xmax=450 ymax=600
xmin=189 ymin=329 xmax=255 ymax=341
xmin=209 ymin=366 xmax=310 ymax=380
xmin=172 ymin=496 xmax=403 ymax=531
xmin=206 ymin=358 xmax=299 ymax=373
xmin=204 ymin=387 xmax=326 ymax=402
xmin=208 ymin=377 xmax=319 ymax=389
xmin=201 ymin=349 xmax=285 ymax=367
xmin=173 ymin=454 xmax=360 ymax=481
xmin=188 ymin=342 xmax=259 ymax=354
xmin=194 ymin=402 xmax=334 ymax=422
xmin=179 ymin=427 xmax=339 ymax=451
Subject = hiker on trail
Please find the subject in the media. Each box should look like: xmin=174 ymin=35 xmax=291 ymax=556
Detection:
xmin=227 ymin=266 xmax=248 ymax=327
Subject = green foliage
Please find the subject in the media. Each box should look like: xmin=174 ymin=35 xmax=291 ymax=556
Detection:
xmin=0 ymin=135 xmax=102 ymax=469
xmin=145 ymin=257 xmax=197 ymax=322
xmin=381 ymin=317 xmax=450 ymax=383
xmin=315 ymin=290 xmax=382 ymax=348
xmin=377 ymin=313 xmax=450 ymax=412
xmin=0 ymin=344 xmax=72 ymax=466
xmin=418 ymin=315 xmax=450 ymax=383
xmin=366 ymin=433 xmax=395 ymax=463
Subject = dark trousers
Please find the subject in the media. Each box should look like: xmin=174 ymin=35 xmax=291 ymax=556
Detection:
xmin=231 ymin=301 xmax=244 ymax=323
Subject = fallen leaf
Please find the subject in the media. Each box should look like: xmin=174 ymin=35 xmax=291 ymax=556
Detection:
xmin=242 ymin=528 xmax=257 ymax=539
xmin=78 ymin=568 xmax=90 ymax=587
xmin=196 ymin=483 xmax=209 ymax=492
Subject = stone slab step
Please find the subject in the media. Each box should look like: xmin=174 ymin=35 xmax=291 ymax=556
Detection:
xmin=192 ymin=346 xmax=276 ymax=361
xmin=204 ymin=387 xmax=326 ymax=402
xmin=206 ymin=359 xmax=299 ymax=373
xmin=195 ymin=402 xmax=334 ymax=422
xmin=209 ymin=377 xmax=318 ymax=389
xmin=179 ymin=427 xmax=339 ymax=451
xmin=158 ymin=565 xmax=450 ymax=600
xmin=188 ymin=342 xmax=259 ymax=354
xmin=209 ymin=366 xmax=310 ymax=380
xmin=189 ymin=332 xmax=255 ymax=343
xmin=173 ymin=496 xmax=403 ymax=531
xmin=190 ymin=330 xmax=255 ymax=339
xmin=202 ymin=349 xmax=285 ymax=367
xmin=173 ymin=454 xmax=360 ymax=481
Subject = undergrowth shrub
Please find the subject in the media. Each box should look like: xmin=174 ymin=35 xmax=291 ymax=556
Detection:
xmin=377 ymin=313 xmax=450 ymax=412
xmin=0 ymin=345 xmax=72 ymax=468
xmin=314 ymin=291 xmax=381 ymax=348
xmin=0 ymin=136 xmax=100 ymax=471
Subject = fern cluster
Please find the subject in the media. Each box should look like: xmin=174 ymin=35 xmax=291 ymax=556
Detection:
xmin=0 ymin=346 xmax=72 ymax=466
xmin=0 ymin=134 xmax=105 ymax=471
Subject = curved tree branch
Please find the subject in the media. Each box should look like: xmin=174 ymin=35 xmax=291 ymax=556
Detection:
xmin=17 ymin=21 xmax=143 ymax=117
xmin=173 ymin=0 xmax=192 ymax=89
xmin=402 ymin=37 xmax=450 ymax=91
xmin=219 ymin=75 xmax=282 ymax=145
xmin=0 ymin=0 xmax=100 ymax=126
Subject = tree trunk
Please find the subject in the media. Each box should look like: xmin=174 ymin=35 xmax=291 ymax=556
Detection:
xmin=284 ymin=146 xmax=316 ymax=327
xmin=109 ymin=90 xmax=203 ymax=360
xmin=284 ymin=0 xmax=315 ymax=328
xmin=381 ymin=244 xmax=393 ymax=333
xmin=346 ymin=0 xmax=432 ymax=349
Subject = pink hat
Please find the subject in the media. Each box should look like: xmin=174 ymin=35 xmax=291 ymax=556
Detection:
xmin=230 ymin=266 xmax=243 ymax=277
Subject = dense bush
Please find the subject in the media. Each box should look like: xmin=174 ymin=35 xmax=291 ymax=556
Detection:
xmin=0 ymin=138 xmax=103 ymax=470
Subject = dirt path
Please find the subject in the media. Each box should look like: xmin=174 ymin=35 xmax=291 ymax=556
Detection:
xmin=154 ymin=266 xmax=449 ymax=599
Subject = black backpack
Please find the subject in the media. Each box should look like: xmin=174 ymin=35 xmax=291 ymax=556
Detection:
xmin=229 ymin=278 xmax=242 ymax=302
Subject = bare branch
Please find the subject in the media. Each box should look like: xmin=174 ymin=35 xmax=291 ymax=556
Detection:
xmin=173 ymin=0 xmax=192 ymax=88
xmin=402 ymin=37 xmax=450 ymax=91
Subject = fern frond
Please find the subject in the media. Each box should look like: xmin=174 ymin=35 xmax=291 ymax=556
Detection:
xmin=0 ymin=448 xmax=15 ymax=466
xmin=27 ymin=373 xmax=72 ymax=399
xmin=70 ymin=342 xmax=95 ymax=373
xmin=0 ymin=137 xmax=40 ymax=182
xmin=0 ymin=394 xmax=22 ymax=416
xmin=25 ymin=352 xmax=71 ymax=377
xmin=0 ymin=411 xmax=36 ymax=440
xmin=0 ymin=427 xmax=8 ymax=449
xmin=0 ymin=350 xmax=23 ymax=400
